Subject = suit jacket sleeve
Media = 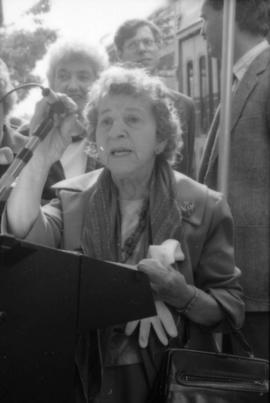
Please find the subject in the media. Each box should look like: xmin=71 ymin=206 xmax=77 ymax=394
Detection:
xmin=194 ymin=192 xmax=245 ymax=329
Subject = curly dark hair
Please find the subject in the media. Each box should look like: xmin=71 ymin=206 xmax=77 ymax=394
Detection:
xmin=84 ymin=64 xmax=183 ymax=165
xmin=205 ymin=0 xmax=270 ymax=36
xmin=114 ymin=19 xmax=163 ymax=54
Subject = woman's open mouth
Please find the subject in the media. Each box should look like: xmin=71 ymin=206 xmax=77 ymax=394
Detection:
xmin=110 ymin=148 xmax=133 ymax=157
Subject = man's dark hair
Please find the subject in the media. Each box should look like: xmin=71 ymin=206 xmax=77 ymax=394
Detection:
xmin=206 ymin=0 xmax=270 ymax=36
xmin=114 ymin=19 xmax=162 ymax=53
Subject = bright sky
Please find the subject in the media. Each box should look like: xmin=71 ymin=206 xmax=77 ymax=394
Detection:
xmin=4 ymin=0 xmax=167 ymax=44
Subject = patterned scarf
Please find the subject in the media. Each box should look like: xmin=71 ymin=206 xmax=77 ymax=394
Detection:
xmin=81 ymin=158 xmax=184 ymax=261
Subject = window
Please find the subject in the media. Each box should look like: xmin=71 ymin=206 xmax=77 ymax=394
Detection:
xmin=199 ymin=55 xmax=208 ymax=131
xmin=186 ymin=61 xmax=194 ymax=97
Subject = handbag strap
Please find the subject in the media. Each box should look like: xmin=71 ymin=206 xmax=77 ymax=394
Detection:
xmin=226 ymin=322 xmax=254 ymax=357
xmin=187 ymin=319 xmax=255 ymax=357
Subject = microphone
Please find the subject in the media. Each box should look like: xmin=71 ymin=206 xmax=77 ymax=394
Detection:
xmin=0 ymin=87 xmax=73 ymax=200
xmin=41 ymin=87 xmax=68 ymax=115
xmin=29 ymin=87 xmax=69 ymax=143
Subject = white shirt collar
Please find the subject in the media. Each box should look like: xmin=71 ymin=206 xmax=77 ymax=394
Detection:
xmin=233 ymin=39 xmax=270 ymax=83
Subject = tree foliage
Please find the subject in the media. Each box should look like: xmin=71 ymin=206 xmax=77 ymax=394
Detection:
xmin=0 ymin=27 xmax=57 ymax=86
xmin=0 ymin=0 xmax=57 ymax=98
xmin=26 ymin=0 xmax=51 ymax=16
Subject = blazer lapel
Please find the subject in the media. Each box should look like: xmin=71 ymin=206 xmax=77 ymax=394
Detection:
xmin=199 ymin=47 xmax=270 ymax=185
xmin=204 ymin=75 xmax=254 ymax=180
xmin=231 ymin=49 xmax=269 ymax=131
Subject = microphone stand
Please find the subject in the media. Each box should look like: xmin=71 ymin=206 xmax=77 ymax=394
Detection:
xmin=0 ymin=92 xmax=66 ymax=201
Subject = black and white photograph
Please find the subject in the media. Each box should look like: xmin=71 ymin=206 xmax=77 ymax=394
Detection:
xmin=0 ymin=0 xmax=269 ymax=401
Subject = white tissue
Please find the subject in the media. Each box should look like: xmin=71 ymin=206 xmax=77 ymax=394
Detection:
xmin=148 ymin=239 xmax=185 ymax=267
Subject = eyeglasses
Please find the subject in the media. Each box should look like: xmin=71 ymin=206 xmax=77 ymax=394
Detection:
xmin=124 ymin=38 xmax=156 ymax=52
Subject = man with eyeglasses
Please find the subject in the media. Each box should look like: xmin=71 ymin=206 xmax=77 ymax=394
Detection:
xmin=114 ymin=19 xmax=196 ymax=178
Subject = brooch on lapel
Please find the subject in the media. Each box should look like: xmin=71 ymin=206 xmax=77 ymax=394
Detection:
xmin=180 ymin=201 xmax=195 ymax=218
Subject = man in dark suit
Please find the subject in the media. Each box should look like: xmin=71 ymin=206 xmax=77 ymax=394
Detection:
xmin=198 ymin=0 xmax=270 ymax=359
xmin=114 ymin=19 xmax=196 ymax=178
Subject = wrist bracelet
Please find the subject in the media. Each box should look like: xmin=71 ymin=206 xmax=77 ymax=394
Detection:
xmin=177 ymin=286 xmax=198 ymax=315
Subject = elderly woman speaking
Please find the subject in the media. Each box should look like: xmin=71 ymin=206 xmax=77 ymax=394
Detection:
xmin=3 ymin=65 xmax=244 ymax=402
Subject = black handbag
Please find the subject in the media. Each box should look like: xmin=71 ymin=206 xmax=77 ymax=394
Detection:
xmin=147 ymin=327 xmax=269 ymax=403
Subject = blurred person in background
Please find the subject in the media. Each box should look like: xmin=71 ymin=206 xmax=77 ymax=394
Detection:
xmin=20 ymin=38 xmax=109 ymax=202
xmin=0 ymin=58 xmax=27 ymax=171
xmin=198 ymin=0 xmax=270 ymax=359
xmin=114 ymin=18 xmax=196 ymax=178
xmin=0 ymin=58 xmax=28 ymax=219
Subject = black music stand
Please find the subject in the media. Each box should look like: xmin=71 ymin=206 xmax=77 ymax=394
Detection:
xmin=0 ymin=235 xmax=155 ymax=403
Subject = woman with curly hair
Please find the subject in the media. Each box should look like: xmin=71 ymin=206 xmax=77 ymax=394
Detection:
xmin=3 ymin=65 xmax=244 ymax=402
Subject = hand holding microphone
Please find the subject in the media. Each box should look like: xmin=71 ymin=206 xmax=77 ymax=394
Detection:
xmin=29 ymin=88 xmax=85 ymax=166
xmin=31 ymin=88 xmax=80 ymax=139
xmin=0 ymin=88 xmax=85 ymax=199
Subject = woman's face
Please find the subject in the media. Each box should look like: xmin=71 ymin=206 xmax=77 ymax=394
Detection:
xmin=53 ymin=57 xmax=96 ymax=112
xmin=96 ymin=93 xmax=164 ymax=180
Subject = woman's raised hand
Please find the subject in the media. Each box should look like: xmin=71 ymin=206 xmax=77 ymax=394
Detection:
xmin=29 ymin=93 xmax=83 ymax=168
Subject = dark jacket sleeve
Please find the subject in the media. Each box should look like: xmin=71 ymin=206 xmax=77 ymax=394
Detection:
xmin=194 ymin=191 xmax=245 ymax=329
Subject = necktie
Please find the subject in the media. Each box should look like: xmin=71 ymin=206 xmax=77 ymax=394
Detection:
xmin=72 ymin=127 xmax=87 ymax=142
xmin=72 ymin=134 xmax=85 ymax=142
xmin=232 ymin=73 xmax=238 ymax=95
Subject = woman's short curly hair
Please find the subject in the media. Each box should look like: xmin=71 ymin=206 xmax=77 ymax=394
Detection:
xmin=0 ymin=58 xmax=16 ymax=117
xmin=85 ymin=64 xmax=183 ymax=165
xmin=114 ymin=19 xmax=163 ymax=54
xmin=44 ymin=38 xmax=109 ymax=88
